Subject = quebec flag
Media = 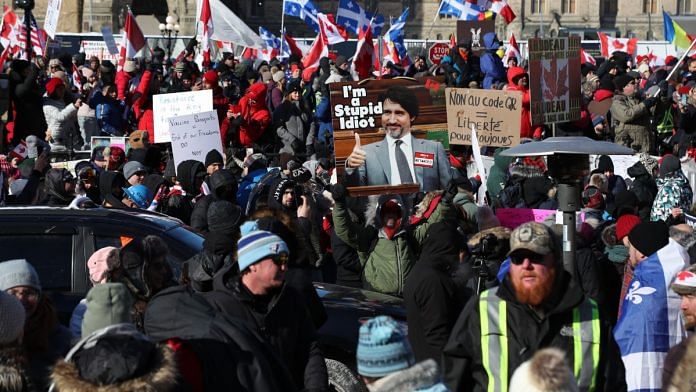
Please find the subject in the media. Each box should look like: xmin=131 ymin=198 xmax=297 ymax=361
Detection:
xmin=613 ymin=239 xmax=687 ymax=391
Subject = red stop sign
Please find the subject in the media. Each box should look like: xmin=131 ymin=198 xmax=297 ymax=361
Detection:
xmin=428 ymin=43 xmax=450 ymax=65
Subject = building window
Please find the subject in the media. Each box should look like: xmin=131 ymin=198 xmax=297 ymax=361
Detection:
xmin=251 ymin=0 xmax=264 ymax=17
xmin=642 ymin=0 xmax=657 ymax=13
xmin=602 ymin=0 xmax=618 ymax=14
xmin=531 ymin=0 xmax=545 ymax=14
xmin=678 ymin=0 xmax=692 ymax=14
xmin=562 ymin=0 xmax=576 ymax=14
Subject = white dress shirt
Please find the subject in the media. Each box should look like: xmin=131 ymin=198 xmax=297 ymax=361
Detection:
xmin=386 ymin=133 xmax=416 ymax=185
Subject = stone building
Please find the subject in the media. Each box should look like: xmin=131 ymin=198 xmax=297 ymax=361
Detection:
xmin=18 ymin=0 xmax=696 ymax=40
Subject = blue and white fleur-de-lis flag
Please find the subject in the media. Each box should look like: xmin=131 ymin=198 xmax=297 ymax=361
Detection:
xmin=613 ymin=239 xmax=688 ymax=392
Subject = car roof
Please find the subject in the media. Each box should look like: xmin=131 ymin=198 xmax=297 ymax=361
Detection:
xmin=0 ymin=206 xmax=184 ymax=229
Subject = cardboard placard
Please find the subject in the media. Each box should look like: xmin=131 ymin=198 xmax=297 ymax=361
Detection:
xmin=43 ymin=0 xmax=62 ymax=40
xmin=169 ymin=111 xmax=223 ymax=173
xmin=588 ymin=99 xmax=612 ymax=117
xmin=101 ymin=27 xmax=119 ymax=55
xmin=456 ymin=19 xmax=495 ymax=55
xmin=496 ymin=208 xmax=556 ymax=229
xmin=153 ymin=90 xmax=213 ymax=143
xmin=528 ymin=37 xmax=582 ymax=125
xmin=446 ymin=87 xmax=522 ymax=148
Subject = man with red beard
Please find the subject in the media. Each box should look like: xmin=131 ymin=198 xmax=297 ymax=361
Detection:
xmin=442 ymin=222 xmax=626 ymax=392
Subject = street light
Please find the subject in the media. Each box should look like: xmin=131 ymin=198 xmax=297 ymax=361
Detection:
xmin=159 ymin=15 xmax=180 ymax=59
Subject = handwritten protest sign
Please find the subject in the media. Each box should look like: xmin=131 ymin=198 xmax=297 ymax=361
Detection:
xmin=446 ymin=88 xmax=522 ymax=148
xmin=101 ymin=27 xmax=119 ymax=55
xmin=528 ymin=37 xmax=581 ymax=125
xmin=496 ymin=208 xmax=556 ymax=229
xmin=43 ymin=0 xmax=62 ymax=39
xmin=80 ymin=40 xmax=120 ymax=61
xmin=169 ymin=111 xmax=223 ymax=173
xmin=153 ymin=90 xmax=213 ymax=143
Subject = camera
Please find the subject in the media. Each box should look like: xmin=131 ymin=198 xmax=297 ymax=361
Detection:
xmin=470 ymin=233 xmax=499 ymax=295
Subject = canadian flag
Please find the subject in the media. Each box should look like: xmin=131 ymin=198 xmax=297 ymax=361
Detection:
xmin=488 ymin=0 xmax=516 ymax=24
xmin=301 ymin=16 xmax=329 ymax=79
xmin=8 ymin=141 xmax=27 ymax=160
xmin=597 ymin=32 xmax=637 ymax=57
xmin=502 ymin=33 xmax=521 ymax=65
xmin=0 ymin=6 xmax=18 ymax=49
xmin=580 ymin=48 xmax=596 ymax=66
xmin=449 ymin=33 xmax=456 ymax=49
xmin=72 ymin=63 xmax=82 ymax=91
xmin=317 ymin=13 xmax=348 ymax=45
xmin=198 ymin=0 xmax=213 ymax=68
xmin=352 ymin=22 xmax=374 ymax=80
xmin=215 ymin=40 xmax=234 ymax=53
xmin=282 ymin=31 xmax=306 ymax=58
xmin=636 ymin=51 xmax=658 ymax=67
xmin=118 ymin=9 xmax=146 ymax=69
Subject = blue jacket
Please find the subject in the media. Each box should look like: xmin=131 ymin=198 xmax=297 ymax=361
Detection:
xmin=90 ymin=91 xmax=126 ymax=136
xmin=315 ymin=95 xmax=333 ymax=144
xmin=479 ymin=33 xmax=506 ymax=89
xmin=237 ymin=168 xmax=268 ymax=211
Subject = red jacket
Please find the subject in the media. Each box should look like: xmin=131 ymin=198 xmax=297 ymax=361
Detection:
xmin=132 ymin=70 xmax=155 ymax=132
xmin=224 ymin=83 xmax=271 ymax=147
xmin=506 ymin=66 xmax=543 ymax=139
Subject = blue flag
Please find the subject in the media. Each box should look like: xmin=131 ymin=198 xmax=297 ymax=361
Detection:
xmin=259 ymin=27 xmax=281 ymax=49
xmin=284 ymin=0 xmax=320 ymax=32
xmin=613 ymin=240 xmax=687 ymax=391
xmin=384 ymin=8 xmax=410 ymax=65
xmin=336 ymin=0 xmax=385 ymax=36
xmin=439 ymin=0 xmax=485 ymax=20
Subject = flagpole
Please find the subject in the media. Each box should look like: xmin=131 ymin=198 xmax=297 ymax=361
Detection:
xmin=280 ymin=0 xmax=286 ymax=60
xmin=654 ymin=37 xmax=696 ymax=97
xmin=425 ymin=1 xmax=444 ymax=41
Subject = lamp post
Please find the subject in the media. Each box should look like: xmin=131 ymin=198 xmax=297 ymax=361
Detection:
xmin=159 ymin=15 xmax=180 ymax=59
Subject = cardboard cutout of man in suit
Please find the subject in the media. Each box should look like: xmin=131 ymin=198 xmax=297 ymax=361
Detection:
xmin=345 ymin=86 xmax=451 ymax=192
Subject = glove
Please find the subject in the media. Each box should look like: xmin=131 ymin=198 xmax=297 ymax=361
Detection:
xmin=441 ymin=179 xmax=459 ymax=205
xmin=331 ymin=183 xmax=347 ymax=203
xmin=643 ymin=97 xmax=657 ymax=108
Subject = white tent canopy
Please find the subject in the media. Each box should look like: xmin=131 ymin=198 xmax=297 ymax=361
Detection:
xmin=197 ymin=0 xmax=264 ymax=49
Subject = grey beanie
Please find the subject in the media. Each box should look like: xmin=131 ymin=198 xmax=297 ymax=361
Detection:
xmin=0 ymin=290 xmax=26 ymax=345
xmin=81 ymin=283 xmax=134 ymax=337
xmin=0 ymin=259 xmax=41 ymax=293
xmin=123 ymin=161 xmax=147 ymax=180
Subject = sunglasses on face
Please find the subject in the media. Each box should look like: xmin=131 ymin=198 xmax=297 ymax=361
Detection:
xmin=272 ymin=253 xmax=289 ymax=267
xmin=510 ymin=252 xmax=546 ymax=265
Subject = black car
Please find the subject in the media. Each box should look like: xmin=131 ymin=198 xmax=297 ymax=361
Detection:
xmin=0 ymin=206 xmax=405 ymax=389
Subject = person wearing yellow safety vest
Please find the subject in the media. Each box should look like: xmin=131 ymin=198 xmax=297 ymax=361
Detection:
xmin=442 ymin=221 xmax=626 ymax=392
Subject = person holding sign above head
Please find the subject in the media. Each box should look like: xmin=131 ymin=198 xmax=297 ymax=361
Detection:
xmin=345 ymin=86 xmax=451 ymax=192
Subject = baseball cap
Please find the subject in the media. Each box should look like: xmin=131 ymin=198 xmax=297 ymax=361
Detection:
xmin=507 ymin=222 xmax=556 ymax=257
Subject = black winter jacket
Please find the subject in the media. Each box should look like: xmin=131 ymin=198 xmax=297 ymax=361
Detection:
xmin=204 ymin=264 xmax=328 ymax=392
xmin=627 ymin=161 xmax=657 ymax=221
xmin=442 ymin=272 xmax=626 ymax=392
xmin=403 ymin=221 xmax=466 ymax=363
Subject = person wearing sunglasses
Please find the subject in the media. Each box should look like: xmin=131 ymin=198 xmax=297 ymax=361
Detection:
xmin=610 ymin=73 xmax=657 ymax=153
xmin=443 ymin=222 xmax=625 ymax=391
xmin=205 ymin=230 xmax=329 ymax=391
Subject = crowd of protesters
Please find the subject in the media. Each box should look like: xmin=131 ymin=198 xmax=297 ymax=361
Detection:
xmin=3 ymin=31 xmax=696 ymax=391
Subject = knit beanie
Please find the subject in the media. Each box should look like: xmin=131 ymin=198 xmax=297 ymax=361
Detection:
xmin=0 ymin=290 xmax=25 ymax=345
xmin=628 ymin=221 xmax=669 ymax=257
xmin=582 ymin=186 xmax=604 ymax=210
xmin=616 ymin=214 xmax=641 ymax=242
xmin=207 ymin=200 xmax=242 ymax=234
xmin=123 ymin=161 xmax=147 ymax=180
xmin=659 ymin=154 xmax=681 ymax=178
xmin=509 ymin=348 xmax=578 ymax=392
xmin=0 ymin=259 xmax=41 ymax=293
xmin=87 ymin=247 xmax=121 ymax=284
xmin=237 ymin=231 xmax=289 ymax=272
xmin=270 ymin=178 xmax=295 ymax=204
xmin=672 ymin=264 xmax=696 ymax=295
xmin=597 ymin=155 xmax=614 ymax=173
xmin=81 ymin=283 xmax=134 ymax=337
xmin=357 ymin=315 xmax=415 ymax=378
xmin=272 ymin=70 xmax=285 ymax=83
xmin=613 ymin=74 xmax=634 ymax=91
xmin=204 ymin=149 xmax=224 ymax=168
xmin=203 ymin=70 xmax=219 ymax=85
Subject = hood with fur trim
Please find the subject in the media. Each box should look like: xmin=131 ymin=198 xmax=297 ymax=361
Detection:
xmin=369 ymin=359 xmax=445 ymax=392
xmin=51 ymin=325 xmax=179 ymax=392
